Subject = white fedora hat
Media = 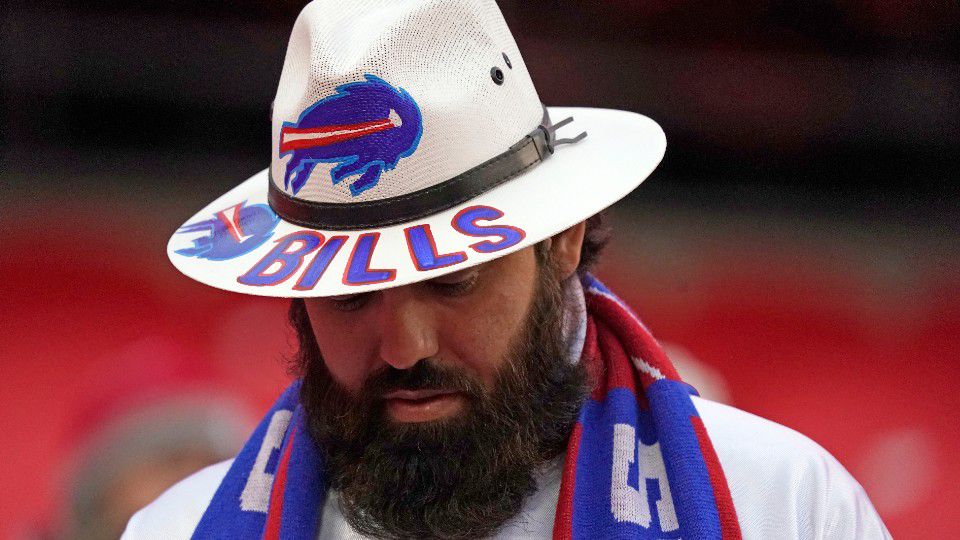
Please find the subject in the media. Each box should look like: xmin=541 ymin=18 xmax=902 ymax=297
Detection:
xmin=167 ymin=0 xmax=665 ymax=297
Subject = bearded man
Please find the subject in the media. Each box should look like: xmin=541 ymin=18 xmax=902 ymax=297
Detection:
xmin=125 ymin=0 xmax=889 ymax=538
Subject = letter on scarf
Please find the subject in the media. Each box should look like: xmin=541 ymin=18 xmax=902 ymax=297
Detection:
xmin=241 ymin=410 xmax=293 ymax=512
xmin=611 ymin=423 xmax=679 ymax=532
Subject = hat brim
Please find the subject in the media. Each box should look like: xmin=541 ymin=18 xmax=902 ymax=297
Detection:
xmin=167 ymin=107 xmax=665 ymax=297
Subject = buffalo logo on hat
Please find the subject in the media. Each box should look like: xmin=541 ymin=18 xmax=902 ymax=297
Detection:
xmin=175 ymin=201 xmax=281 ymax=261
xmin=279 ymin=74 xmax=423 ymax=197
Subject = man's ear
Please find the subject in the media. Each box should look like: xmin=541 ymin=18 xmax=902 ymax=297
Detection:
xmin=549 ymin=221 xmax=587 ymax=279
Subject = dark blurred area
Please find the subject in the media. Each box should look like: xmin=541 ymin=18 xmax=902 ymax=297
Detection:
xmin=2 ymin=1 xmax=958 ymax=538
xmin=5 ymin=0 xmax=959 ymax=219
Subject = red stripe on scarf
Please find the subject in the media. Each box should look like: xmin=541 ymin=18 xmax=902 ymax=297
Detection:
xmin=691 ymin=416 xmax=742 ymax=540
xmin=580 ymin=318 xmax=611 ymax=402
xmin=552 ymin=422 xmax=582 ymax=540
xmin=263 ymin=427 xmax=298 ymax=540
xmin=586 ymin=292 xmax=681 ymax=389
xmin=592 ymin=318 xmax=639 ymax=396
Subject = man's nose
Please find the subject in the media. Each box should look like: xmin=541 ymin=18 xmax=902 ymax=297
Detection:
xmin=376 ymin=291 xmax=439 ymax=370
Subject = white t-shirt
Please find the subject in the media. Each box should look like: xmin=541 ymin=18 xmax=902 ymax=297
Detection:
xmin=123 ymin=396 xmax=890 ymax=539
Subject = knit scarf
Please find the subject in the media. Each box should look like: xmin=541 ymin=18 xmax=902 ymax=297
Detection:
xmin=192 ymin=275 xmax=741 ymax=539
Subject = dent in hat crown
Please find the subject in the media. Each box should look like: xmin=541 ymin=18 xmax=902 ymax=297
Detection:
xmin=270 ymin=0 xmax=543 ymax=208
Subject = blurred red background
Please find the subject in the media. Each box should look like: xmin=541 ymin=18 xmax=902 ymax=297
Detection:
xmin=2 ymin=200 xmax=956 ymax=538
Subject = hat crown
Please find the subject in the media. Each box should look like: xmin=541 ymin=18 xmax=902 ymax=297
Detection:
xmin=271 ymin=0 xmax=542 ymax=205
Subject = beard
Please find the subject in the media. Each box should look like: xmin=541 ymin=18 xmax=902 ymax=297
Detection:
xmin=292 ymin=257 xmax=589 ymax=540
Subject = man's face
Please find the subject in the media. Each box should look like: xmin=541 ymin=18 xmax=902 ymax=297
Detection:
xmin=303 ymin=247 xmax=540 ymax=420
xmin=295 ymin=228 xmax=589 ymax=539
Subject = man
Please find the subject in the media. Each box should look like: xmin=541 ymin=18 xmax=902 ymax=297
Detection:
xmin=127 ymin=0 xmax=890 ymax=538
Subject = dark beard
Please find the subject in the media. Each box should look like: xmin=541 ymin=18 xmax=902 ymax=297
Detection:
xmin=292 ymin=260 xmax=589 ymax=539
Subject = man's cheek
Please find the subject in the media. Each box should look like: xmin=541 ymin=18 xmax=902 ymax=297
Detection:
xmin=447 ymin=340 xmax=504 ymax=389
xmin=319 ymin=352 xmax=369 ymax=395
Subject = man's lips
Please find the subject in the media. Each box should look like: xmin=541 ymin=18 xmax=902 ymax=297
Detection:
xmin=382 ymin=389 xmax=465 ymax=422
xmin=382 ymin=388 xmax=457 ymax=401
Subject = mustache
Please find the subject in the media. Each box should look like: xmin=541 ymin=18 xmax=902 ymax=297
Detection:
xmin=361 ymin=360 xmax=485 ymax=400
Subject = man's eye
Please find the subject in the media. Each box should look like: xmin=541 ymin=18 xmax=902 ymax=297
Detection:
xmin=429 ymin=272 xmax=479 ymax=296
xmin=328 ymin=293 xmax=370 ymax=311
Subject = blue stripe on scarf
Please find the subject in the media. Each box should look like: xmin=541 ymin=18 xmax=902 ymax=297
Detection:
xmin=274 ymin=408 xmax=326 ymax=540
xmin=574 ymin=389 xmax=671 ymax=538
xmin=572 ymin=384 xmax=721 ymax=539
xmin=646 ymin=379 xmax=722 ymax=539
xmin=192 ymin=383 xmax=302 ymax=539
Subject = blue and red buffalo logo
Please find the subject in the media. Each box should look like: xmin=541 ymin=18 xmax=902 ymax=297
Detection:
xmin=175 ymin=201 xmax=280 ymax=261
xmin=279 ymin=74 xmax=423 ymax=197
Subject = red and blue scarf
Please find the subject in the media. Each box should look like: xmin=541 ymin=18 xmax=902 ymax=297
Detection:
xmin=192 ymin=275 xmax=741 ymax=539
